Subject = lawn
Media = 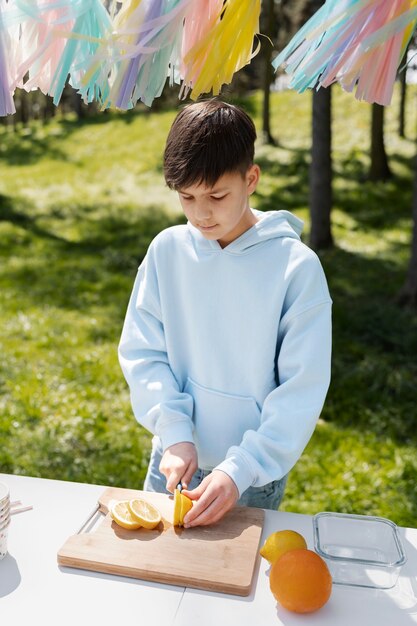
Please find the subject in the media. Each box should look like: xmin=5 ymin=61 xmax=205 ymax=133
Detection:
xmin=0 ymin=86 xmax=416 ymax=526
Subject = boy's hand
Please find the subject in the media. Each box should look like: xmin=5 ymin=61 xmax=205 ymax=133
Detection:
xmin=159 ymin=442 xmax=197 ymax=493
xmin=181 ymin=470 xmax=239 ymax=528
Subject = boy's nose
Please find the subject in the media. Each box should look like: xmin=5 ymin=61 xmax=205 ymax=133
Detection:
xmin=194 ymin=203 xmax=212 ymax=221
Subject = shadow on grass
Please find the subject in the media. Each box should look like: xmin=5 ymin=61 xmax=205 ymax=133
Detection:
xmin=0 ymin=96 xmax=260 ymax=168
xmin=1 ymin=199 xmax=186 ymax=322
xmin=255 ymin=149 xmax=310 ymax=213
xmin=0 ymin=105 xmax=173 ymax=166
xmin=402 ymin=459 xmax=417 ymax=522
xmin=0 ymin=194 xmax=69 ymax=242
xmin=320 ymin=244 xmax=417 ymax=445
xmin=0 ymin=130 xmax=70 ymax=166
xmin=255 ymin=148 xmax=414 ymax=232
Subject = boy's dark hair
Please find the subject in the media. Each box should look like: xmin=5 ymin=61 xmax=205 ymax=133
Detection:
xmin=163 ymin=99 xmax=257 ymax=190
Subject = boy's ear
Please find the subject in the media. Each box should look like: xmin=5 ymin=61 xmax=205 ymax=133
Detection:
xmin=246 ymin=164 xmax=260 ymax=194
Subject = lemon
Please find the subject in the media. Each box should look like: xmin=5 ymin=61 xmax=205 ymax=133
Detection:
xmin=173 ymin=489 xmax=182 ymax=526
xmin=127 ymin=498 xmax=162 ymax=529
xmin=173 ymin=489 xmax=193 ymax=526
xmin=260 ymin=530 xmax=307 ymax=564
xmin=110 ymin=500 xmax=143 ymax=530
xmin=180 ymin=492 xmax=193 ymax=522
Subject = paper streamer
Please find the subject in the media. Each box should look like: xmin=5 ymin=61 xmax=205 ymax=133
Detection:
xmin=181 ymin=0 xmax=261 ymax=100
xmin=0 ymin=1 xmax=15 ymax=115
xmin=273 ymin=0 xmax=417 ymax=106
xmin=0 ymin=0 xmax=261 ymax=115
xmin=3 ymin=0 xmax=417 ymax=114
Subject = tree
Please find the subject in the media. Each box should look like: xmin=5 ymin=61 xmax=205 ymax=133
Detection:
xmin=369 ymin=103 xmax=392 ymax=181
xmin=398 ymin=64 xmax=407 ymax=139
xmin=261 ymin=0 xmax=278 ymax=145
xmin=398 ymin=155 xmax=417 ymax=308
xmin=310 ymin=86 xmax=334 ymax=249
xmin=297 ymin=0 xmax=334 ymax=249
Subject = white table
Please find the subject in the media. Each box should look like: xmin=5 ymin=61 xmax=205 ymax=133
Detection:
xmin=1 ymin=473 xmax=416 ymax=626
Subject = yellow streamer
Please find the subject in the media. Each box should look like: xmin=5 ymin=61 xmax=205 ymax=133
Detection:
xmin=182 ymin=0 xmax=261 ymax=100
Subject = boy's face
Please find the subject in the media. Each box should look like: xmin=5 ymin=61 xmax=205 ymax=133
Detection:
xmin=177 ymin=165 xmax=260 ymax=248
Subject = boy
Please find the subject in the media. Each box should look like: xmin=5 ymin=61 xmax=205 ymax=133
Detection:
xmin=118 ymin=99 xmax=332 ymax=528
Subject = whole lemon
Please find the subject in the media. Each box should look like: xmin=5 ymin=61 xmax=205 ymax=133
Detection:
xmin=259 ymin=529 xmax=307 ymax=564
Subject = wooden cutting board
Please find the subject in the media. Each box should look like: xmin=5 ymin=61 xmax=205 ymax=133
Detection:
xmin=57 ymin=486 xmax=264 ymax=596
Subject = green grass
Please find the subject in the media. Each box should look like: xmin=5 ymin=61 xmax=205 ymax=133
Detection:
xmin=1 ymin=86 xmax=416 ymax=526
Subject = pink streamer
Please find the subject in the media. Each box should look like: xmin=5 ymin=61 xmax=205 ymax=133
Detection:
xmin=0 ymin=1 xmax=15 ymax=115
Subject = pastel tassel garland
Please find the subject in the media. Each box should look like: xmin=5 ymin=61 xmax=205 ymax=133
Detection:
xmin=47 ymin=0 xmax=113 ymax=105
xmin=273 ymin=0 xmax=417 ymax=106
xmin=107 ymin=0 xmax=193 ymax=110
xmin=181 ymin=0 xmax=261 ymax=100
xmin=0 ymin=0 xmax=261 ymax=115
xmin=3 ymin=0 xmax=417 ymax=113
xmin=13 ymin=7 xmax=75 ymax=96
xmin=180 ymin=0 xmax=225 ymax=93
xmin=0 ymin=0 xmax=262 ymax=114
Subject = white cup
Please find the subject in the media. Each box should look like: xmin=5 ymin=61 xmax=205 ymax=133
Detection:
xmin=0 ymin=508 xmax=10 ymax=525
xmin=0 ymin=502 xmax=10 ymax=519
xmin=0 ymin=519 xmax=10 ymax=559
xmin=0 ymin=509 xmax=9 ymax=523
xmin=0 ymin=481 xmax=10 ymax=505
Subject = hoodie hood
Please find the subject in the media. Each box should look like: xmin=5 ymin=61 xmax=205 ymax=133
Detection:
xmin=187 ymin=209 xmax=304 ymax=254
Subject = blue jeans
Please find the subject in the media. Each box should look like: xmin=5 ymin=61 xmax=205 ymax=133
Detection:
xmin=143 ymin=436 xmax=287 ymax=510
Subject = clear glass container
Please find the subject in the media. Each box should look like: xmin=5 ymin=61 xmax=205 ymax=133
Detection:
xmin=313 ymin=512 xmax=407 ymax=589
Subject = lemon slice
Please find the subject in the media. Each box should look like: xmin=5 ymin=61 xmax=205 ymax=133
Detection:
xmin=127 ymin=498 xmax=162 ymax=530
xmin=110 ymin=500 xmax=142 ymax=530
xmin=173 ymin=489 xmax=193 ymax=526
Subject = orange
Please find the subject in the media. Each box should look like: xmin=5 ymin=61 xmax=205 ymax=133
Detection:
xmin=270 ymin=549 xmax=332 ymax=614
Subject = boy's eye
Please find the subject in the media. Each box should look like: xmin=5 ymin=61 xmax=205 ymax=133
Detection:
xmin=211 ymin=195 xmax=227 ymax=201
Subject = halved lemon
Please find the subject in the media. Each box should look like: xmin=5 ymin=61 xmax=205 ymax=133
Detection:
xmin=180 ymin=492 xmax=193 ymax=522
xmin=173 ymin=489 xmax=193 ymax=527
xmin=127 ymin=498 xmax=162 ymax=530
xmin=173 ymin=489 xmax=182 ymax=526
xmin=110 ymin=500 xmax=142 ymax=530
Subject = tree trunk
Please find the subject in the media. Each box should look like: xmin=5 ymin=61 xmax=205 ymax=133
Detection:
xmin=19 ymin=90 xmax=30 ymax=126
xmin=310 ymin=86 xmax=334 ymax=250
xmin=369 ymin=103 xmax=392 ymax=181
xmin=43 ymin=95 xmax=56 ymax=121
xmin=261 ymin=0 xmax=277 ymax=145
xmin=72 ymin=90 xmax=85 ymax=121
xmin=397 ymin=153 xmax=417 ymax=308
xmin=398 ymin=65 xmax=407 ymax=138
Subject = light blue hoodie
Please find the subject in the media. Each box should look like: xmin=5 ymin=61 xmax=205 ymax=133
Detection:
xmin=118 ymin=209 xmax=332 ymax=497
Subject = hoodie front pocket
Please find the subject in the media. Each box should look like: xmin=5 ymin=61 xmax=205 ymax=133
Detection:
xmin=184 ymin=377 xmax=261 ymax=469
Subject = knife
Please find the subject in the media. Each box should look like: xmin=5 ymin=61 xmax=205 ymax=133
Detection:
xmin=176 ymin=482 xmax=182 ymax=493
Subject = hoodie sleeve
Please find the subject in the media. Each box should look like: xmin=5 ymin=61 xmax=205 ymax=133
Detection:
xmin=214 ymin=254 xmax=332 ymax=497
xmin=118 ymin=244 xmax=195 ymax=451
